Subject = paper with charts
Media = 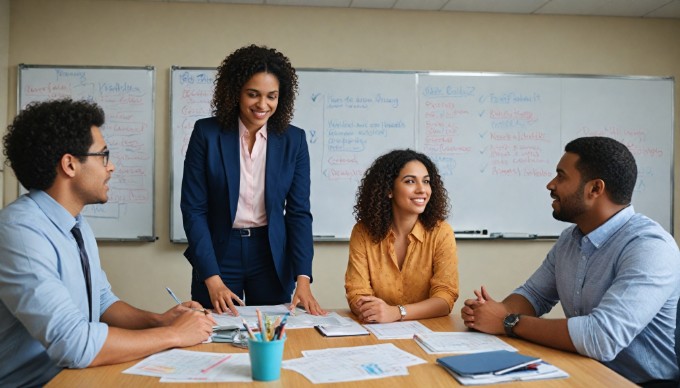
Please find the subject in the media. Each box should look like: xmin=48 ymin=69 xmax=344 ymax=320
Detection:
xmin=414 ymin=332 xmax=518 ymax=354
xmin=212 ymin=304 xmax=348 ymax=330
xmin=362 ymin=320 xmax=433 ymax=339
xmin=283 ymin=343 xmax=426 ymax=384
xmin=123 ymin=349 xmax=251 ymax=383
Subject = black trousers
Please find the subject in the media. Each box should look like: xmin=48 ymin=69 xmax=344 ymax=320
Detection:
xmin=191 ymin=226 xmax=291 ymax=308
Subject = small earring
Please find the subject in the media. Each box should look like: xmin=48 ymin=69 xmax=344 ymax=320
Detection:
xmin=388 ymin=194 xmax=392 ymax=198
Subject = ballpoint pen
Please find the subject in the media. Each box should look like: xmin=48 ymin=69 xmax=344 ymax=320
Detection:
xmin=165 ymin=287 xmax=207 ymax=313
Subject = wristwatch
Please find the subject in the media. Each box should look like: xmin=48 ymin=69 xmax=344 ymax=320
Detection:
xmin=397 ymin=305 xmax=407 ymax=321
xmin=503 ymin=314 xmax=521 ymax=338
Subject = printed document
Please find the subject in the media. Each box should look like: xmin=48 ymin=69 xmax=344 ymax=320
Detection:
xmin=123 ymin=349 xmax=251 ymax=382
xmin=212 ymin=305 xmax=346 ymax=329
xmin=283 ymin=343 xmax=425 ymax=384
xmin=363 ymin=321 xmax=433 ymax=339
xmin=414 ymin=332 xmax=517 ymax=354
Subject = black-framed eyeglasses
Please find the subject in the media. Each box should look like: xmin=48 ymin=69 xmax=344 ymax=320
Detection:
xmin=74 ymin=150 xmax=110 ymax=167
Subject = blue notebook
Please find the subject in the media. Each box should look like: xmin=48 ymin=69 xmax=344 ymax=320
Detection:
xmin=437 ymin=350 xmax=541 ymax=376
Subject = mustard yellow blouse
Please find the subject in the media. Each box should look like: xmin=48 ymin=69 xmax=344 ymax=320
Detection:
xmin=345 ymin=220 xmax=459 ymax=312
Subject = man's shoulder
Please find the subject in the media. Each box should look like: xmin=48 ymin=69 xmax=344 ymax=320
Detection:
xmin=0 ymin=194 xmax=44 ymax=225
xmin=623 ymin=212 xmax=675 ymax=242
xmin=611 ymin=213 xmax=680 ymax=268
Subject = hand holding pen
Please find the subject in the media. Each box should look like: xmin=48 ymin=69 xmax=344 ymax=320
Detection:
xmin=166 ymin=287 xmax=209 ymax=314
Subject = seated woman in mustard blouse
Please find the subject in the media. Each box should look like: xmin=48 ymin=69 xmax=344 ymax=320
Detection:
xmin=345 ymin=149 xmax=459 ymax=323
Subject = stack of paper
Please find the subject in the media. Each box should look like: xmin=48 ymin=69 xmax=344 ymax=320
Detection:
xmin=437 ymin=350 xmax=569 ymax=385
xmin=414 ymin=332 xmax=517 ymax=354
xmin=362 ymin=321 xmax=433 ymax=339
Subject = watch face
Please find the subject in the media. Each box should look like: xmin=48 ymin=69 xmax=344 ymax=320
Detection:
xmin=504 ymin=314 xmax=520 ymax=327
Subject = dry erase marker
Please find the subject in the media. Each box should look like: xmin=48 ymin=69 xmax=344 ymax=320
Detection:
xmin=501 ymin=233 xmax=538 ymax=239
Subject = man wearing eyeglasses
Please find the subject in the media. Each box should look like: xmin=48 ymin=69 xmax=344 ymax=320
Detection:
xmin=0 ymin=99 xmax=216 ymax=387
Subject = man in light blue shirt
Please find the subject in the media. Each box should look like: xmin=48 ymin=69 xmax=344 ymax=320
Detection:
xmin=461 ymin=136 xmax=680 ymax=386
xmin=0 ymin=99 xmax=216 ymax=387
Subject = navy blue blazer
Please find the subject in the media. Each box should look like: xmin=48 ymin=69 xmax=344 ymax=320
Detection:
xmin=181 ymin=117 xmax=314 ymax=293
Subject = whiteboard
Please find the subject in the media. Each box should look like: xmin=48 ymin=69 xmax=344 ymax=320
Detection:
xmin=18 ymin=65 xmax=156 ymax=241
xmin=418 ymin=74 xmax=673 ymax=237
xmin=170 ymin=68 xmax=673 ymax=241
xmin=295 ymin=70 xmax=417 ymax=239
xmin=169 ymin=67 xmax=216 ymax=242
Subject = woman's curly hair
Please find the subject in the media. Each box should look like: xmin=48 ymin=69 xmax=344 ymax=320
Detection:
xmin=3 ymin=98 xmax=104 ymax=190
xmin=353 ymin=149 xmax=450 ymax=243
xmin=211 ymin=44 xmax=298 ymax=134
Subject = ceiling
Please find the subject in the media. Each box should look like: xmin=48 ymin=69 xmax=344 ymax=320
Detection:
xmin=146 ymin=0 xmax=680 ymax=19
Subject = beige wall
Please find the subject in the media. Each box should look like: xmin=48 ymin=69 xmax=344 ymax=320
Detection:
xmin=5 ymin=0 xmax=680 ymax=317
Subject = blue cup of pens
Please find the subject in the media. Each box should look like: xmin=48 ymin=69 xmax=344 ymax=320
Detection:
xmin=247 ymin=309 xmax=288 ymax=381
xmin=248 ymin=333 xmax=286 ymax=381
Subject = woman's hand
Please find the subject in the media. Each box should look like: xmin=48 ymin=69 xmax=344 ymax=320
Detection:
xmin=354 ymin=296 xmax=400 ymax=323
xmin=291 ymin=276 xmax=327 ymax=316
xmin=205 ymin=275 xmax=244 ymax=315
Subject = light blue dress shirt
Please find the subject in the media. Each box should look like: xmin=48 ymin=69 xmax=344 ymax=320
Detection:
xmin=0 ymin=190 xmax=119 ymax=387
xmin=514 ymin=206 xmax=680 ymax=383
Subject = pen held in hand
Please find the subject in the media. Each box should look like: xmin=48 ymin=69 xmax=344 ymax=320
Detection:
xmin=165 ymin=287 xmax=182 ymax=304
xmin=165 ymin=287 xmax=207 ymax=313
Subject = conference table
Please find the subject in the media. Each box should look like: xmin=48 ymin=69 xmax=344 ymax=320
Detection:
xmin=47 ymin=310 xmax=635 ymax=387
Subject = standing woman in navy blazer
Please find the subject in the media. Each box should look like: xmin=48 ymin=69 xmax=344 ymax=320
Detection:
xmin=181 ymin=45 xmax=325 ymax=316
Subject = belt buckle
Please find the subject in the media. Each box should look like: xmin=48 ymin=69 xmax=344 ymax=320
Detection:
xmin=240 ymin=229 xmax=251 ymax=237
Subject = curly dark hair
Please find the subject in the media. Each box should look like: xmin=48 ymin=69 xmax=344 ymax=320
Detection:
xmin=353 ymin=149 xmax=450 ymax=243
xmin=212 ymin=44 xmax=298 ymax=134
xmin=3 ymin=98 xmax=104 ymax=190
xmin=564 ymin=136 xmax=637 ymax=204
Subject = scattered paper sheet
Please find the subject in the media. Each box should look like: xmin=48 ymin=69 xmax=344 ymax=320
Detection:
xmin=212 ymin=306 xmax=347 ymax=330
xmin=283 ymin=343 xmax=425 ymax=384
xmin=123 ymin=349 xmax=252 ymax=382
xmin=301 ymin=343 xmax=426 ymax=367
xmin=362 ymin=321 xmax=433 ymax=339
xmin=414 ymin=332 xmax=517 ymax=354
